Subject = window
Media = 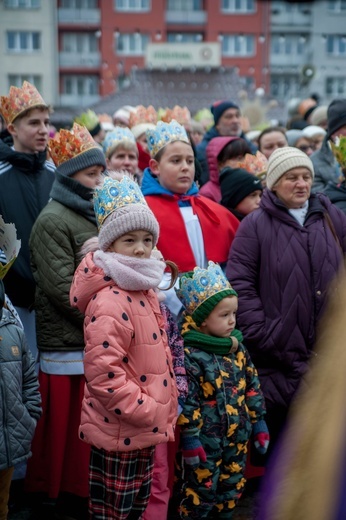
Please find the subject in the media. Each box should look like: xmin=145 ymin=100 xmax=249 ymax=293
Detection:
xmin=326 ymin=77 xmax=346 ymax=96
xmin=60 ymin=0 xmax=96 ymax=7
xmin=116 ymin=33 xmax=149 ymax=55
xmin=167 ymin=0 xmax=202 ymax=10
xmin=167 ymin=32 xmax=203 ymax=42
xmin=8 ymin=74 xmax=42 ymax=91
xmin=271 ymin=35 xmax=308 ymax=55
xmin=326 ymin=35 xmax=346 ymax=56
xmin=62 ymin=75 xmax=98 ymax=95
xmin=328 ymin=0 xmax=346 ymax=12
xmin=5 ymin=0 xmax=40 ymax=7
xmin=62 ymin=33 xmax=98 ymax=53
xmin=115 ymin=0 xmax=150 ymax=11
xmin=270 ymin=75 xmax=300 ymax=98
xmin=221 ymin=0 xmax=255 ymax=13
xmin=222 ymin=35 xmax=255 ymax=56
xmin=7 ymin=31 xmax=41 ymax=52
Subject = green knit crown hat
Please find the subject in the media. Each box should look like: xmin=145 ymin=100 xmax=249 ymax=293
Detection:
xmin=176 ymin=262 xmax=237 ymax=326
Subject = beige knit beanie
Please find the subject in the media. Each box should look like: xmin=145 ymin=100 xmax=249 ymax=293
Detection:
xmin=266 ymin=146 xmax=315 ymax=190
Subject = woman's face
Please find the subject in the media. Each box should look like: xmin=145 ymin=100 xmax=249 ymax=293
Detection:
xmin=106 ymin=146 xmax=138 ymax=175
xmin=295 ymin=137 xmax=313 ymax=157
xmin=260 ymin=131 xmax=288 ymax=159
xmin=273 ymin=167 xmax=313 ymax=209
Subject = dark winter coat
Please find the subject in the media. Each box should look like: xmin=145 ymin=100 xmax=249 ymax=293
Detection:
xmin=311 ymin=137 xmax=341 ymax=193
xmin=324 ymin=180 xmax=346 ymax=214
xmin=0 ymin=140 xmax=55 ymax=308
xmin=227 ymin=189 xmax=346 ymax=411
xmin=0 ymin=309 xmax=41 ymax=470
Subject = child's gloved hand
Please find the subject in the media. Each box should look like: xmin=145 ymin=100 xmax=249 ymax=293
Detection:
xmin=181 ymin=435 xmax=207 ymax=467
xmin=253 ymin=420 xmax=270 ymax=455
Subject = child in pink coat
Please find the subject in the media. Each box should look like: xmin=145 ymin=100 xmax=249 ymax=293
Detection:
xmin=70 ymin=175 xmax=178 ymax=520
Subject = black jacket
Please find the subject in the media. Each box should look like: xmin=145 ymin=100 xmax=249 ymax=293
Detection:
xmin=0 ymin=140 xmax=55 ymax=308
xmin=324 ymin=180 xmax=346 ymax=214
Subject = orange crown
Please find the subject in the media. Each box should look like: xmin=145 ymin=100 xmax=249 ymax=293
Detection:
xmin=48 ymin=123 xmax=99 ymax=167
xmin=0 ymin=81 xmax=47 ymax=124
xmin=161 ymin=106 xmax=191 ymax=126
xmin=129 ymin=105 xmax=158 ymax=128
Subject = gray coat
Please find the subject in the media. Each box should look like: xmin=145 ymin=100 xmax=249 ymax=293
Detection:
xmin=0 ymin=309 xmax=41 ymax=470
xmin=311 ymin=137 xmax=341 ymax=193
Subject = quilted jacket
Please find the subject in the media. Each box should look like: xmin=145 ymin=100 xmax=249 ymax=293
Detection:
xmin=0 ymin=309 xmax=41 ymax=470
xmin=30 ymin=200 xmax=97 ymax=351
xmin=227 ymin=190 xmax=346 ymax=410
xmin=70 ymin=252 xmax=178 ymax=452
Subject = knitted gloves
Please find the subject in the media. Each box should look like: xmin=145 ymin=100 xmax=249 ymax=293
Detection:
xmin=253 ymin=420 xmax=270 ymax=455
xmin=181 ymin=435 xmax=207 ymax=467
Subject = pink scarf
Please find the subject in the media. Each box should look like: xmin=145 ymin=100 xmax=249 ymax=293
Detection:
xmin=93 ymin=251 xmax=165 ymax=291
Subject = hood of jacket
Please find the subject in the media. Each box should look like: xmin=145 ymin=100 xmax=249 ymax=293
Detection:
xmin=206 ymin=136 xmax=241 ymax=185
xmin=0 ymin=139 xmax=48 ymax=173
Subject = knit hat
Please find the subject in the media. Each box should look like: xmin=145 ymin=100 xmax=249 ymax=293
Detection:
xmin=310 ymin=105 xmax=328 ymax=127
xmin=266 ymin=147 xmax=315 ymax=190
xmin=94 ymin=176 xmax=159 ymax=251
xmin=211 ymin=100 xmax=240 ymax=125
xmin=285 ymin=129 xmax=304 ymax=147
xmin=220 ymin=168 xmax=263 ymax=209
xmin=326 ymin=99 xmax=346 ymax=139
xmin=48 ymin=123 xmax=106 ymax=177
xmin=175 ymin=262 xmax=237 ymax=326
xmin=49 ymin=123 xmax=106 ymax=177
xmin=302 ymin=125 xmax=326 ymax=139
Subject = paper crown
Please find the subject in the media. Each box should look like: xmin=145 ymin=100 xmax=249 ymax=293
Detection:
xmin=176 ymin=262 xmax=237 ymax=317
xmin=0 ymin=81 xmax=48 ymax=124
xmin=146 ymin=119 xmax=190 ymax=157
xmin=102 ymin=127 xmax=136 ymax=158
xmin=48 ymin=123 xmax=99 ymax=167
xmin=159 ymin=106 xmax=191 ymax=126
xmin=236 ymin=151 xmax=268 ymax=179
xmin=331 ymin=135 xmax=346 ymax=172
xmin=74 ymin=109 xmax=100 ymax=132
xmin=129 ymin=105 xmax=158 ymax=128
xmin=94 ymin=175 xmax=147 ymax=228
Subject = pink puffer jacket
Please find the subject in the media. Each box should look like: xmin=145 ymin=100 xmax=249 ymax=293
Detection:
xmin=70 ymin=252 xmax=178 ymax=452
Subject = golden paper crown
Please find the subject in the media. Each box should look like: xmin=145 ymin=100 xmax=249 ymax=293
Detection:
xmin=48 ymin=123 xmax=99 ymax=167
xmin=129 ymin=105 xmax=158 ymax=128
xmin=0 ymin=81 xmax=47 ymax=124
xmin=160 ymin=106 xmax=191 ymax=126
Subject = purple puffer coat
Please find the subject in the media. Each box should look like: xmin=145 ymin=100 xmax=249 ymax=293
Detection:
xmin=227 ymin=189 xmax=346 ymax=410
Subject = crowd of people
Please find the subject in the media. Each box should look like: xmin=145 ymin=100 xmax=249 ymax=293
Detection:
xmin=1 ymin=80 xmax=346 ymax=520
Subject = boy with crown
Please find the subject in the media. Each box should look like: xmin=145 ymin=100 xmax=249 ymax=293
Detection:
xmin=174 ymin=262 xmax=268 ymax=519
xmin=70 ymin=174 xmax=178 ymax=520
xmin=141 ymin=119 xmax=239 ymax=318
xmin=25 ymin=123 xmax=106 ymax=519
xmin=0 ymin=81 xmax=55 ymax=359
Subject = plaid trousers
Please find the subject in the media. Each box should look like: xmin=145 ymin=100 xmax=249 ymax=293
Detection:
xmin=89 ymin=445 xmax=155 ymax=520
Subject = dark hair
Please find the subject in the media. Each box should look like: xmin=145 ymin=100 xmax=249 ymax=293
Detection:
xmin=258 ymin=126 xmax=287 ymax=151
xmin=217 ymin=138 xmax=252 ymax=165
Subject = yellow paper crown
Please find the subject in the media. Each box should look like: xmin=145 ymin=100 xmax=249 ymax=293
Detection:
xmin=48 ymin=123 xmax=99 ymax=167
xmin=160 ymin=106 xmax=191 ymax=126
xmin=0 ymin=81 xmax=48 ymax=124
xmin=129 ymin=105 xmax=158 ymax=128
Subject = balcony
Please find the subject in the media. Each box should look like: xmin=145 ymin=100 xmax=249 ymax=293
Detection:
xmin=166 ymin=10 xmax=207 ymax=25
xmin=271 ymin=4 xmax=312 ymax=27
xmin=60 ymin=93 xmax=100 ymax=107
xmin=270 ymin=53 xmax=309 ymax=67
xmin=58 ymin=8 xmax=100 ymax=25
xmin=59 ymin=52 xmax=101 ymax=68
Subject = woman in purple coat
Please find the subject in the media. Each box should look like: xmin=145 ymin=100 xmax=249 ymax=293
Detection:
xmin=227 ymin=146 xmax=346 ymax=453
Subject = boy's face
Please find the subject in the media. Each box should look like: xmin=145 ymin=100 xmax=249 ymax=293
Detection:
xmin=149 ymin=141 xmax=195 ymax=194
xmin=200 ymin=296 xmax=238 ymax=338
xmin=8 ymin=108 xmax=50 ymax=154
xmin=71 ymin=165 xmax=105 ymax=189
xmin=108 ymin=230 xmax=154 ymax=258
xmin=106 ymin=146 xmax=138 ymax=175
xmin=235 ymin=190 xmax=262 ymax=216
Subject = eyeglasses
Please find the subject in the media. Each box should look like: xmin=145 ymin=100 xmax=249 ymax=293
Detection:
xmin=298 ymin=145 xmax=313 ymax=152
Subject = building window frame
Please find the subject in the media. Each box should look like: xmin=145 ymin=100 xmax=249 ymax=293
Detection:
xmin=4 ymin=0 xmax=40 ymax=7
xmin=62 ymin=32 xmax=98 ymax=53
xmin=115 ymin=32 xmax=149 ymax=56
xmin=327 ymin=0 xmax=346 ymax=12
xmin=167 ymin=32 xmax=203 ymax=43
xmin=8 ymin=74 xmax=42 ymax=91
xmin=326 ymin=35 xmax=346 ymax=56
xmin=221 ymin=0 xmax=256 ymax=13
xmin=221 ymin=34 xmax=255 ymax=57
xmin=326 ymin=77 xmax=346 ymax=96
xmin=61 ymin=74 xmax=99 ymax=95
xmin=114 ymin=0 xmax=151 ymax=11
xmin=60 ymin=0 xmax=97 ymax=8
xmin=167 ymin=0 xmax=202 ymax=11
xmin=7 ymin=31 xmax=41 ymax=52
xmin=271 ymin=34 xmax=307 ymax=56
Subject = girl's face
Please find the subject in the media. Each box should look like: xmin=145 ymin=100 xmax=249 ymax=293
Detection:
xmin=106 ymin=146 xmax=138 ymax=175
xmin=150 ymin=141 xmax=195 ymax=194
xmin=235 ymin=190 xmax=262 ymax=216
xmin=72 ymin=165 xmax=105 ymax=188
xmin=108 ymin=230 xmax=154 ymax=258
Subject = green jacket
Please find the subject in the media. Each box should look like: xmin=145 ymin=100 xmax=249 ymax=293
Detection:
xmin=30 ymin=199 xmax=97 ymax=351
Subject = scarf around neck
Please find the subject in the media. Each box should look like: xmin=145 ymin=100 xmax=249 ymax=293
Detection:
xmin=50 ymin=171 xmax=96 ymax=224
xmin=93 ymin=251 xmax=165 ymax=291
xmin=183 ymin=328 xmax=243 ymax=355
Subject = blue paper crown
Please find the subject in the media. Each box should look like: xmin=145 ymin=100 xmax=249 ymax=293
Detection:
xmin=146 ymin=119 xmax=190 ymax=158
xmin=94 ymin=176 xmax=147 ymax=228
xmin=102 ymin=126 xmax=136 ymax=157
xmin=176 ymin=262 xmax=237 ymax=316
